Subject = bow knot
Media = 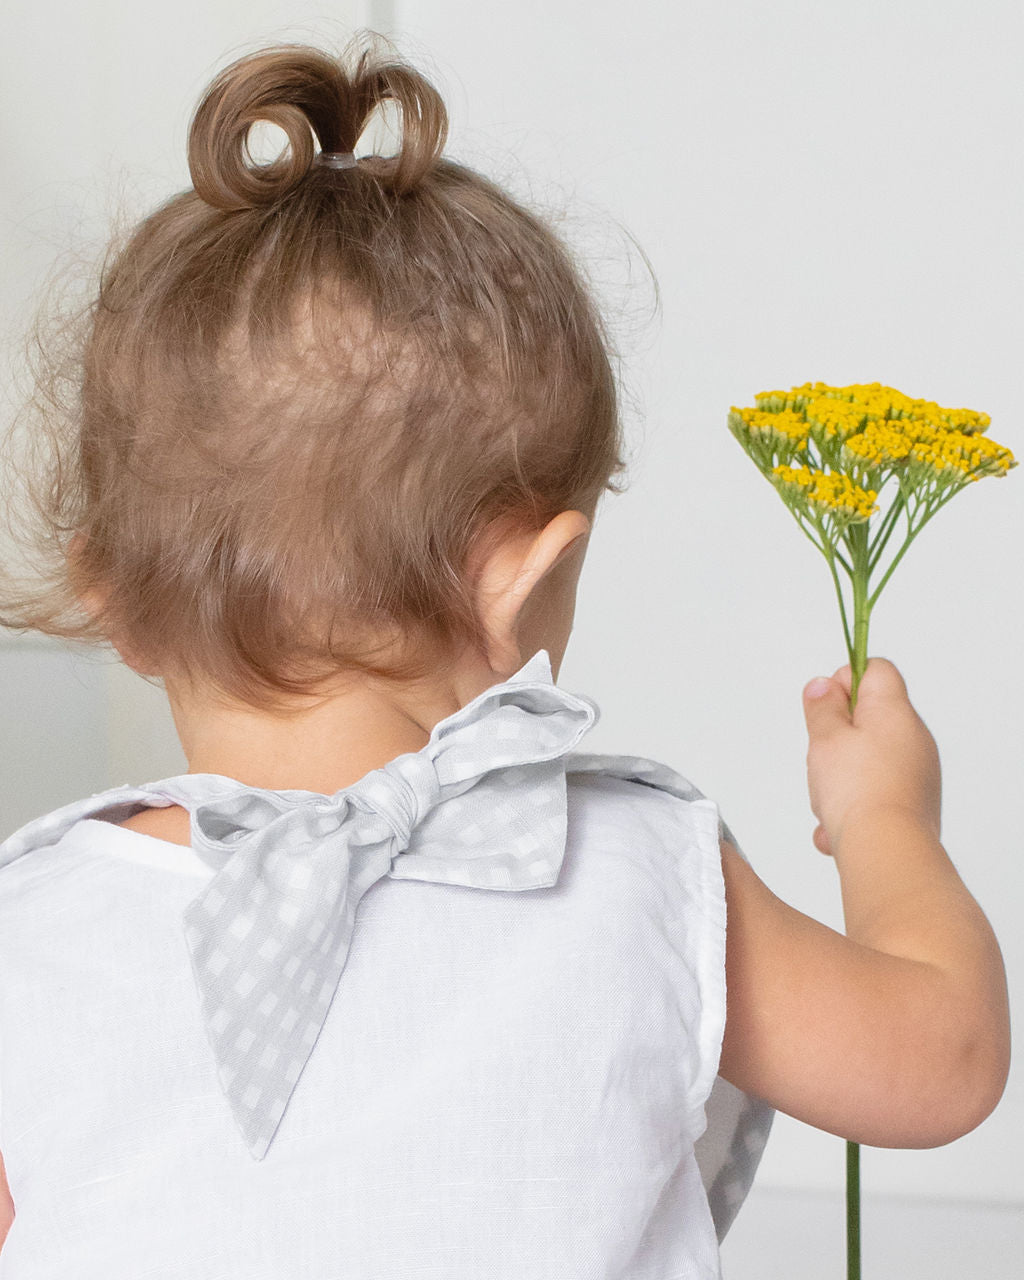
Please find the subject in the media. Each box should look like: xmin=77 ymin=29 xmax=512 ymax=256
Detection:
xmin=378 ymin=751 xmax=442 ymax=850
xmin=171 ymin=648 xmax=599 ymax=1160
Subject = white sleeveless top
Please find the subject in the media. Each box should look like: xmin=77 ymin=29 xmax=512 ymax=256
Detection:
xmin=0 ymin=650 xmax=772 ymax=1279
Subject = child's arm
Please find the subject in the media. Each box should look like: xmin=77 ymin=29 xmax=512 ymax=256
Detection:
xmin=717 ymin=657 xmax=1011 ymax=1149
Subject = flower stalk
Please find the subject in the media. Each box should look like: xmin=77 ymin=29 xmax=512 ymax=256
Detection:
xmin=727 ymin=381 xmax=1016 ymax=1280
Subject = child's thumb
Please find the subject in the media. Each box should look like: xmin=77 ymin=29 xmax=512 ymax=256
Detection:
xmin=802 ymin=675 xmax=848 ymax=735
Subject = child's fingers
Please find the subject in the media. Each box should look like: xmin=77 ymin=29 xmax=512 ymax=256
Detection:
xmin=829 ymin=663 xmax=853 ymax=698
xmin=831 ymin=656 xmax=910 ymax=708
xmin=802 ymin=674 xmax=853 ymax=736
xmin=853 ymin=656 xmax=910 ymax=704
xmin=828 ymin=660 xmax=906 ymax=696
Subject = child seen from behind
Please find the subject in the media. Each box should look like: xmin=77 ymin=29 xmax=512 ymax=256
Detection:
xmin=0 ymin=39 xmax=1010 ymax=1279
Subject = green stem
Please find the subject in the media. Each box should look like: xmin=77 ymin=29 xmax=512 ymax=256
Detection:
xmin=867 ymin=483 xmax=907 ymax=575
xmin=866 ymin=480 xmax=966 ymax=610
xmin=845 ymin=520 xmax=871 ymax=1280
xmin=847 ymin=1140 xmax=861 ymax=1280
xmin=844 ymin=522 xmax=870 ymax=711
xmin=850 ymin=550 xmax=870 ymax=705
xmin=866 ymin=528 xmax=915 ymax=613
xmin=833 ymin=545 xmax=855 ymax=576
xmin=917 ymin=479 xmax=968 ymax=528
xmin=823 ymin=545 xmax=855 ymax=665
xmin=790 ymin=511 xmax=830 ymax=559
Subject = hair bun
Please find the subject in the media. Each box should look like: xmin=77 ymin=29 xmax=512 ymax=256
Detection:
xmin=188 ymin=42 xmax=449 ymax=211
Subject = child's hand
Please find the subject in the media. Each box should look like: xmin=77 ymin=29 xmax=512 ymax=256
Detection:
xmin=801 ymin=658 xmax=942 ymax=858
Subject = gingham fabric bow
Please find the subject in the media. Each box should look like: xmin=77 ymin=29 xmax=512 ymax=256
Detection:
xmin=170 ymin=647 xmax=598 ymax=1160
xmin=0 ymin=649 xmax=779 ymax=1234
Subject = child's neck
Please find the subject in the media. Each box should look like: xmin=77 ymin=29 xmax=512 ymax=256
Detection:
xmin=164 ymin=647 xmax=508 ymax=796
xmin=115 ymin=650 xmax=522 ymax=848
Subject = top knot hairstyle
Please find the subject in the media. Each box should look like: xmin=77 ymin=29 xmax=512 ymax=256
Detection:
xmin=0 ymin=39 xmax=630 ymax=712
xmin=189 ymin=45 xmax=448 ymax=208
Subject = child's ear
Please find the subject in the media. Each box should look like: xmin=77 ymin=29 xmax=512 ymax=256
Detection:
xmin=474 ymin=510 xmax=590 ymax=674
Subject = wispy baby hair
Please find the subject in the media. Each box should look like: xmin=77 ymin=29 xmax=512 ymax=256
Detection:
xmin=0 ymin=36 xmax=629 ymax=712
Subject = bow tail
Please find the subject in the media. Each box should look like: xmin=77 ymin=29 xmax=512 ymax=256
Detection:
xmin=182 ymin=839 xmax=391 ymax=1160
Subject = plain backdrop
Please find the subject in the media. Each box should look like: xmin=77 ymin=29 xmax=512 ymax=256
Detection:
xmin=1 ymin=0 xmax=1021 ymax=1270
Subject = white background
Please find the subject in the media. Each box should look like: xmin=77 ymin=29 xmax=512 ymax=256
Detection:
xmin=1 ymin=0 xmax=1021 ymax=1274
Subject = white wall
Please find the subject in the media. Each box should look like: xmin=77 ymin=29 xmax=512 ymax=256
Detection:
xmin=2 ymin=0 xmax=1021 ymax=1266
xmin=0 ymin=0 xmax=376 ymax=822
xmin=390 ymin=0 xmax=1024 ymax=1212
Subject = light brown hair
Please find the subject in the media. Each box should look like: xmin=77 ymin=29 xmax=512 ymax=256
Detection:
xmin=0 ymin=38 xmax=630 ymax=713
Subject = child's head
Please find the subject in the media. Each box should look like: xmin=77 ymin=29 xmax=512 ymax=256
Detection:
xmin=2 ymin=39 xmax=629 ymax=714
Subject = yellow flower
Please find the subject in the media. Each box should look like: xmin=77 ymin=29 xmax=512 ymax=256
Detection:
xmin=908 ymin=426 xmax=1015 ymax=482
xmin=805 ymin=396 xmax=877 ymax=443
xmin=730 ymin=406 xmax=809 ymax=450
xmin=754 ymin=388 xmax=813 ymax=412
xmin=842 ymin=422 xmax=917 ymax=469
xmin=938 ymin=408 xmax=990 ymax=433
xmin=737 ymin=382 xmax=1015 ymax=486
xmin=729 ymin=380 xmax=1016 ymax=830
xmin=772 ymin=464 xmax=878 ymax=521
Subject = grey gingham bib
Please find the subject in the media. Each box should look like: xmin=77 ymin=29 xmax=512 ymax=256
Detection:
xmin=1 ymin=647 xmax=599 ymax=1160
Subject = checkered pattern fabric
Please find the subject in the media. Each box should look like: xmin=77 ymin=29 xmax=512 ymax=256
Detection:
xmin=176 ymin=650 xmax=598 ymax=1159
xmin=0 ymin=650 xmax=778 ymax=1239
xmin=0 ymin=648 xmax=599 ymax=1160
xmin=0 ymin=647 xmax=774 ymax=1224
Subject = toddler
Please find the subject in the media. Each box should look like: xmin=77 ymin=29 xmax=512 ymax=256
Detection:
xmin=0 ymin=39 xmax=1009 ymax=1279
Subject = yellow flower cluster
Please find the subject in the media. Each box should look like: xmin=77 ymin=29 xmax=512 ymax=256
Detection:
xmin=804 ymin=396 xmax=875 ymax=443
xmin=909 ymin=426 xmax=1014 ymax=481
xmin=730 ymin=383 xmax=1014 ymax=717
xmin=737 ymin=382 xmax=1014 ymax=486
xmin=754 ymin=382 xmax=990 ymax=433
xmin=842 ymin=422 xmax=916 ymax=468
xmin=729 ymin=407 xmax=809 ymax=449
xmin=939 ymin=407 xmax=990 ymax=434
xmin=772 ymin=464 xmax=878 ymax=521
xmin=843 ymin=420 xmax=1013 ymax=480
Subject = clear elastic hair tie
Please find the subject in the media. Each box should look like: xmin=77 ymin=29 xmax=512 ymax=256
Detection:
xmin=315 ymin=151 xmax=358 ymax=169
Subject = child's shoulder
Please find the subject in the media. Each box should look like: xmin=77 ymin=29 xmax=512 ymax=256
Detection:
xmin=0 ymin=782 xmax=163 ymax=872
xmin=565 ymin=749 xmax=742 ymax=853
xmin=566 ymin=749 xmax=709 ymax=801
xmin=563 ymin=749 xmax=741 ymax=913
